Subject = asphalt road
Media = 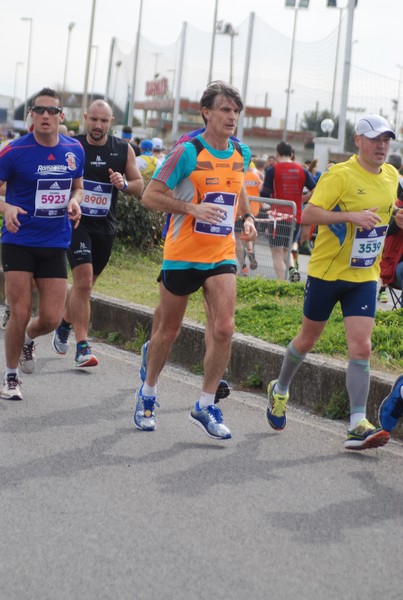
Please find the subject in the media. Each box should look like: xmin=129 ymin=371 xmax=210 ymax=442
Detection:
xmin=1 ymin=324 xmax=403 ymax=600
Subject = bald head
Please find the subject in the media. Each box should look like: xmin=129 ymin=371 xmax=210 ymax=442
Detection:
xmin=84 ymin=100 xmax=114 ymax=144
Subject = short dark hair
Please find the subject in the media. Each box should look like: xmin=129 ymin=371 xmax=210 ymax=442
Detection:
xmin=122 ymin=125 xmax=133 ymax=134
xmin=200 ymin=80 xmax=244 ymax=125
xmin=31 ymin=87 xmax=63 ymax=108
xmin=276 ymin=141 xmax=293 ymax=157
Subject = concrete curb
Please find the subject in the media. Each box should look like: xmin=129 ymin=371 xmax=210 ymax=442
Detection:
xmin=1 ymin=269 xmax=399 ymax=435
xmin=88 ymin=291 xmax=400 ymax=433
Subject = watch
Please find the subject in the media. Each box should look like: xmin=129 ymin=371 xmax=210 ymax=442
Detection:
xmin=241 ymin=212 xmax=255 ymax=223
xmin=122 ymin=179 xmax=128 ymax=191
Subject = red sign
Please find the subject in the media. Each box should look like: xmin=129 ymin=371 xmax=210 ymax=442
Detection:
xmin=145 ymin=78 xmax=168 ymax=97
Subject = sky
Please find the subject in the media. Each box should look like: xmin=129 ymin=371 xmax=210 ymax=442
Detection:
xmin=1 ymin=0 xmax=402 ymax=109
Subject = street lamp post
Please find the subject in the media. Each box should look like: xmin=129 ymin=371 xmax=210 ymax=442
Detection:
xmin=395 ymin=65 xmax=403 ymax=140
xmin=21 ymin=17 xmax=33 ymax=123
xmin=12 ymin=61 xmax=24 ymax=116
xmin=80 ymin=0 xmax=97 ymax=130
xmin=113 ymin=61 xmax=122 ymax=109
xmin=91 ymin=45 xmax=99 ymax=102
xmin=283 ymin=0 xmax=309 ymax=142
xmin=216 ymin=21 xmax=238 ymax=85
xmin=62 ymin=22 xmax=75 ymax=99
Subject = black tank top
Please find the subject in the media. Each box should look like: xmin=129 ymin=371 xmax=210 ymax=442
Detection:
xmin=76 ymin=134 xmax=128 ymax=235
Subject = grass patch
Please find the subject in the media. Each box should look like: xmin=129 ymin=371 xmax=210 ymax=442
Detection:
xmin=92 ymin=243 xmax=403 ymax=375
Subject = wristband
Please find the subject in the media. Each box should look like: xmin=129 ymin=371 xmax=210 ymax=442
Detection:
xmin=241 ymin=212 xmax=255 ymax=223
xmin=122 ymin=179 xmax=128 ymax=191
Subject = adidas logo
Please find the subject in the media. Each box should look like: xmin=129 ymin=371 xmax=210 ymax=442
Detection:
xmin=368 ymin=229 xmax=378 ymax=237
xmin=50 ymin=182 xmax=61 ymax=189
xmin=94 ymin=185 xmax=103 ymax=192
xmin=215 ymin=194 xmax=225 ymax=204
xmin=47 ymin=154 xmax=56 ymax=160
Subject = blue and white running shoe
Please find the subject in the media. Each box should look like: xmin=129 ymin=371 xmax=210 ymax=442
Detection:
xmin=134 ymin=384 xmax=159 ymax=431
xmin=378 ymin=374 xmax=403 ymax=433
xmin=189 ymin=402 xmax=231 ymax=440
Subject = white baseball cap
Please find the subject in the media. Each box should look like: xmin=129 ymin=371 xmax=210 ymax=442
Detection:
xmin=355 ymin=114 xmax=395 ymax=139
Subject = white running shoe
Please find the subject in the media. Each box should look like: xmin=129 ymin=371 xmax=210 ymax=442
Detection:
xmin=19 ymin=341 xmax=36 ymax=374
xmin=0 ymin=374 xmax=23 ymax=400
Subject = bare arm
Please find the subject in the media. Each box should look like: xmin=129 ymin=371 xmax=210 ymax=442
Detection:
xmin=108 ymin=144 xmax=144 ymax=198
xmin=68 ymin=177 xmax=83 ymax=228
xmin=142 ymin=179 xmax=229 ymax=225
xmin=301 ymin=202 xmax=382 ymax=230
xmin=237 ymin=185 xmax=257 ymax=241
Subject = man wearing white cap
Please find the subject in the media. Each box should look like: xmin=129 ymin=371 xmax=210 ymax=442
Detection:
xmin=151 ymin=137 xmax=165 ymax=167
xmin=266 ymin=114 xmax=398 ymax=451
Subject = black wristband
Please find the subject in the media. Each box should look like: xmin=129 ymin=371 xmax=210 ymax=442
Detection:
xmin=241 ymin=212 xmax=255 ymax=223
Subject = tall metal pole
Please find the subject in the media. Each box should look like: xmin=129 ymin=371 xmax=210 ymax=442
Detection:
xmin=171 ymin=21 xmax=187 ymax=142
xmin=62 ymin=22 xmax=75 ymax=99
xmin=395 ymin=65 xmax=403 ymax=140
xmin=330 ymin=8 xmax=344 ymax=115
xmin=104 ymin=37 xmax=116 ymax=101
xmin=337 ymin=0 xmax=355 ymax=152
xmin=127 ymin=0 xmax=144 ymax=127
xmin=80 ymin=0 xmax=97 ymax=130
xmin=237 ymin=12 xmax=255 ymax=142
xmin=283 ymin=7 xmax=298 ymax=141
xmin=13 ymin=61 xmax=23 ymax=115
xmin=208 ymin=0 xmax=219 ymax=84
xmin=21 ymin=17 xmax=33 ymax=122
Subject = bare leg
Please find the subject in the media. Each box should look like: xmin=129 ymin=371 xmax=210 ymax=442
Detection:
xmin=202 ymin=273 xmax=236 ymax=394
xmin=4 ymin=272 xmax=34 ymax=369
xmin=145 ymin=283 xmax=189 ymax=386
xmin=63 ymin=264 xmax=95 ymax=342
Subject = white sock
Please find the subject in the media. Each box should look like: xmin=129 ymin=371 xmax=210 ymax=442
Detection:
xmin=24 ymin=333 xmax=34 ymax=345
xmin=350 ymin=412 xmax=366 ymax=428
xmin=6 ymin=368 xmax=18 ymax=377
xmin=142 ymin=382 xmax=157 ymax=397
xmin=400 ymin=386 xmax=403 ymax=399
xmin=197 ymin=391 xmax=216 ymax=409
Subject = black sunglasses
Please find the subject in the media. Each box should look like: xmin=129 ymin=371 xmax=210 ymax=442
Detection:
xmin=31 ymin=106 xmax=62 ymax=115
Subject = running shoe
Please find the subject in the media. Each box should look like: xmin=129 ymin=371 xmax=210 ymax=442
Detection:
xmin=378 ymin=374 xmax=403 ymax=433
xmin=134 ymin=385 xmax=159 ymax=431
xmin=248 ymin=251 xmax=258 ymax=270
xmin=189 ymin=402 xmax=232 ymax=440
xmin=19 ymin=341 xmax=36 ymax=374
xmin=1 ymin=303 xmax=10 ymax=329
xmin=74 ymin=341 xmax=98 ymax=368
xmin=52 ymin=325 xmax=71 ymax=355
xmin=344 ymin=418 xmax=390 ymax=450
xmin=214 ymin=379 xmax=231 ymax=403
xmin=288 ymin=267 xmax=301 ymax=283
xmin=0 ymin=374 xmax=23 ymax=401
xmin=241 ymin=265 xmax=249 ymax=277
xmin=139 ymin=340 xmax=149 ymax=382
xmin=266 ymin=379 xmax=289 ymax=430
xmin=377 ymin=290 xmax=388 ymax=303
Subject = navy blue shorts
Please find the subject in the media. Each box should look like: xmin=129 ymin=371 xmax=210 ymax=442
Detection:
xmin=303 ymin=276 xmax=377 ymax=321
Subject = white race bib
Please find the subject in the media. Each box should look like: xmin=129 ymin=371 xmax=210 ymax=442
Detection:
xmin=350 ymin=225 xmax=388 ymax=268
xmin=194 ymin=191 xmax=236 ymax=236
xmin=81 ymin=179 xmax=113 ymax=217
xmin=34 ymin=178 xmax=72 ymax=218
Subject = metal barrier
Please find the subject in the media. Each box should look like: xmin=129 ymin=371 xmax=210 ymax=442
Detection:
xmin=241 ymin=197 xmax=297 ymax=280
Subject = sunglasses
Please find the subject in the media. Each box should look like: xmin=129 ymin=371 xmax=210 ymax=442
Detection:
xmin=31 ymin=106 xmax=62 ymax=115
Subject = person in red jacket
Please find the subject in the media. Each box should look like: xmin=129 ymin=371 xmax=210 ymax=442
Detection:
xmin=378 ymin=203 xmax=403 ymax=306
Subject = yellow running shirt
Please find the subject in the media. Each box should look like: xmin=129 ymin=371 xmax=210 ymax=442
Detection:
xmin=307 ymin=155 xmax=398 ymax=282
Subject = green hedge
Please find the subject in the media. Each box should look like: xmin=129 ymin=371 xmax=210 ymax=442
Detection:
xmin=114 ymin=191 xmax=165 ymax=250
